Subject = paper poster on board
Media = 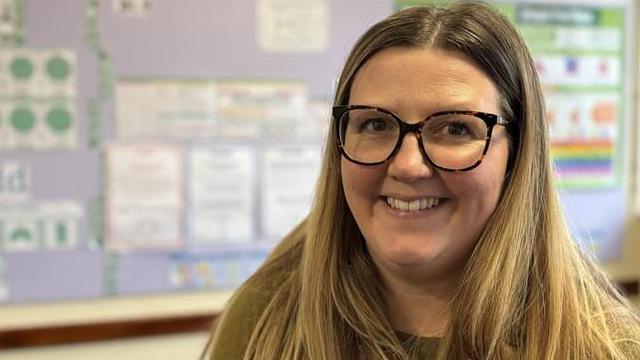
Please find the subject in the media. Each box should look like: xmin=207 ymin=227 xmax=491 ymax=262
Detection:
xmin=112 ymin=0 xmax=152 ymax=17
xmin=189 ymin=146 xmax=256 ymax=244
xmin=116 ymin=79 xmax=218 ymax=140
xmin=0 ymin=48 xmax=76 ymax=98
xmin=0 ymin=49 xmax=77 ymax=151
xmin=116 ymin=79 xmax=309 ymax=141
xmin=0 ymin=0 xmax=22 ymax=44
xmin=518 ymin=5 xmax=625 ymax=188
xmin=0 ymin=256 xmax=7 ymax=301
xmin=169 ymin=250 xmax=268 ymax=290
xmin=0 ymin=161 xmax=31 ymax=202
xmin=257 ymin=0 xmax=329 ymax=52
xmin=216 ymin=79 xmax=307 ymax=139
xmin=105 ymin=144 xmax=184 ymax=252
xmin=0 ymin=201 xmax=82 ymax=252
xmin=260 ymin=145 xmax=322 ymax=239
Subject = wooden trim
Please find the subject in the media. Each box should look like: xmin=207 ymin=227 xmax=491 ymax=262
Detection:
xmin=0 ymin=312 xmax=218 ymax=349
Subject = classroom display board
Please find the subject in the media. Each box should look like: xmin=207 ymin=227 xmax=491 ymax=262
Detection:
xmin=517 ymin=3 xmax=629 ymax=260
xmin=0 ymin=0 xmax=633 ymax=305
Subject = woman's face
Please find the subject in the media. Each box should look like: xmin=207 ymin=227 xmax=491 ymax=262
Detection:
xmin=341 ymin=47 xmax=510 ymax=282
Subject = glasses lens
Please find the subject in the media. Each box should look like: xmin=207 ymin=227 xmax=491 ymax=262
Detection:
xmin=422 ymin=113 xmax=488 ymax=169
xmin=339 ymin=109 xmax=399 ymax=164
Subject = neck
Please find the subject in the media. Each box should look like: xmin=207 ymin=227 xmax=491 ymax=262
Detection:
xmin=381 ymin=269 xmax=456 ymax=338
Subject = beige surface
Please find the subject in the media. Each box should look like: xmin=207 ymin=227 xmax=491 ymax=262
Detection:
xmin=0 ymin=331 xmax=210 ymax=360
xmin=0 ymin=291 xmax=232 ymax=330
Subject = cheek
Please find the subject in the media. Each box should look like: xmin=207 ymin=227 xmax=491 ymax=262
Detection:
xmin=341 ymin=160 xmax=365 ymax=214
xmin=341 ymin=160 xmax=381 ymax=198
xmin=443 ymin=152 xmax=508 ymax=216
xmin=341 ymin=160 xmax=359 ymax=202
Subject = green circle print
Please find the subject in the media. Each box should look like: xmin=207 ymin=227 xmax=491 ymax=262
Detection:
xmin=10 ymin=108 xmax=36 ymax=133
xmin=10 ymin=57 xmax=34 ymax=80
xmin=46 ymin=56 xmax=71 ymax=80
xmin=46 ymin=108 xmax=72 ymax=132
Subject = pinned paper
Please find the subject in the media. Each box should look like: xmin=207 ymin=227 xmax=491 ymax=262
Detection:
xmin=534 ymin=55 xmax=620 ymax=87
xmin=169 ymin=251 xmax=267 ymax=290
xmin=216 ymin=79 xmax=307 ymax=139
xmin=0 ymin=100 xmax=77 ymax=150
xmin=257 ymin=0 xmax=329 ymax=53
xmin=106 ymin=144 xmax=184 ymax=252
xmin=0 ymin=49 xmax=78 ymax=151
xmin=116 ymin=79 xmax=309 ymax=141
xmin=0 ymin=201 xmax=82 ymax=252
xmin=0 ymin=256 xmax=7 ymax=301
xmin=261 ymin=146 xmax=322 ymax=238
xmin=112 ymin=0 xmax=152 ymax=18
xmin=189 ymin=147 xmax=256 ymax=244
xmin=0 ymin=0 xmax=23 ymax=44
xmin=0 ymin=161 xmax=31 ymax=202
xmin=1 ymin=49 xmax=77 ymax=98
xmin=116 ymin=79 xmax=218 ymax=140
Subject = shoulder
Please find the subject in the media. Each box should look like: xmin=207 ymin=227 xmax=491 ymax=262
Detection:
xmin=206 ymin=271 xmax=287 ymax=359
xmin=205 ymin=230 xmax=305 ymax=359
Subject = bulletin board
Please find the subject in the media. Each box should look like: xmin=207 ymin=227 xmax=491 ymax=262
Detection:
xmin=0 ymin=0 xmax=381 ymax=306
xmin=0 ymin=0 xmax=635 ymax=316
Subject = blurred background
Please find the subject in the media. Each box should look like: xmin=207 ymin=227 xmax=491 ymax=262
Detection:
xmin=0 ymin=0 xmax=638 ymax=358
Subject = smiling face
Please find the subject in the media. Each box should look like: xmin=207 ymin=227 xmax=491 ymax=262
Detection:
xmin=341 ymin=47 xmax=510 ymax=285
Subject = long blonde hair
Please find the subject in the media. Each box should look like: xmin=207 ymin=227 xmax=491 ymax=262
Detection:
xmin=209 ymin=2 xmax=640 ymax=358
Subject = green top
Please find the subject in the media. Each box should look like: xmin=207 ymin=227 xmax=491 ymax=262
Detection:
xmin=207 ymin=283 xmax=441 ymax=359
xmin=397 ymin=331 xmax=441 ymax=358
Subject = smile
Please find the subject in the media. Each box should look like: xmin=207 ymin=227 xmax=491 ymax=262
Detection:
xmin=385 ymin=196 xmax=440 ymax=212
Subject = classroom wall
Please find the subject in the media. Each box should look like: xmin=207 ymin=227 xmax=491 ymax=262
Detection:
xmin=0 ymin=1 xmax=640 ymax=360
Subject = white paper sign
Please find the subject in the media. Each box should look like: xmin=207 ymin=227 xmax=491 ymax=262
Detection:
xmin=545 ymin=92 xmax=619 ymax=142
xmin=261 ymin=146 xmax=321 ymax=238
xmin=189 ymin=147 xmax=256 ymax=244
xmin=0 ymin=100 xmax=77 ymax=150
xmin=116 ymin=80 xmax=218 ymax=140
xmin=106 ymin=144 xmax=184 ymax=252
xmin=0 ymin=49 xmax=78 ymax=151
xmin=0 ymin=161 xmax=31 ymax=202
xmin=257 ymin=0 xmax=329 ymax=52
xmin=0 ymin=256 xmax=7 ymax=301
xmin=0 ymin=0 xmax=18 ymax=36
xmin=0 ymin=49 xmax=77 ymax=98
xmin=112 ymin=0 xmax=152 ymax=17
xmin=216 ymin=80 xmax=307 ymax=139
xmin=535 ymin=55 xmax=620 ymax=87
xmin=0 ymin=201 xmax=82 ymax=252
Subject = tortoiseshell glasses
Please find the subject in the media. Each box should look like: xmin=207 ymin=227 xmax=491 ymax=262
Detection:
xmin=333 ymin=105 xmax=512 ymax=172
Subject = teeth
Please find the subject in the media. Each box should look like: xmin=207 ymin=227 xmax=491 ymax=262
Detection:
xmin=385 ymin=197 xmax=440 ymax=212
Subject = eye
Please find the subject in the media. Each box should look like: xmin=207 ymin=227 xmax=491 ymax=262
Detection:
xmin=445 ymin=121 xmax=469 ymax=136
xmin=424 ymin=113 xmax=486 ymax=141
xmin=359 ymin=118 xmax=392 ymax=132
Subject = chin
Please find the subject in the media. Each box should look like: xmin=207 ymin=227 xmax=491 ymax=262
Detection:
xmin=387 ymin=253 xmax=439 ymax=269
xmin=376 ymin=240 xmax=443 ymax=269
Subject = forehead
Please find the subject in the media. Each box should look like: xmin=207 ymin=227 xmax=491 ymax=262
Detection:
xmin=349 ymin=47 xmax=500 ymax=116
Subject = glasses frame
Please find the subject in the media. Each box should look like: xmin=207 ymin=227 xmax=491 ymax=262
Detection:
xmin=333 ymin=104 xmax=512 ymax=172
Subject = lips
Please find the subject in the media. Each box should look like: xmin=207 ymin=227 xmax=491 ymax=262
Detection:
xmin=384 ymin=196 xmax=441 ymax=212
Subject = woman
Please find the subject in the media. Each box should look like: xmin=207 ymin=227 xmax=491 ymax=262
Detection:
xmin=205 ymin=1 xmax=640 ymax=359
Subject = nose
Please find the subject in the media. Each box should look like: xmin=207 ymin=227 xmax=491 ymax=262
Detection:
xmin=387 ymin=133 xmax=434 ymax=182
